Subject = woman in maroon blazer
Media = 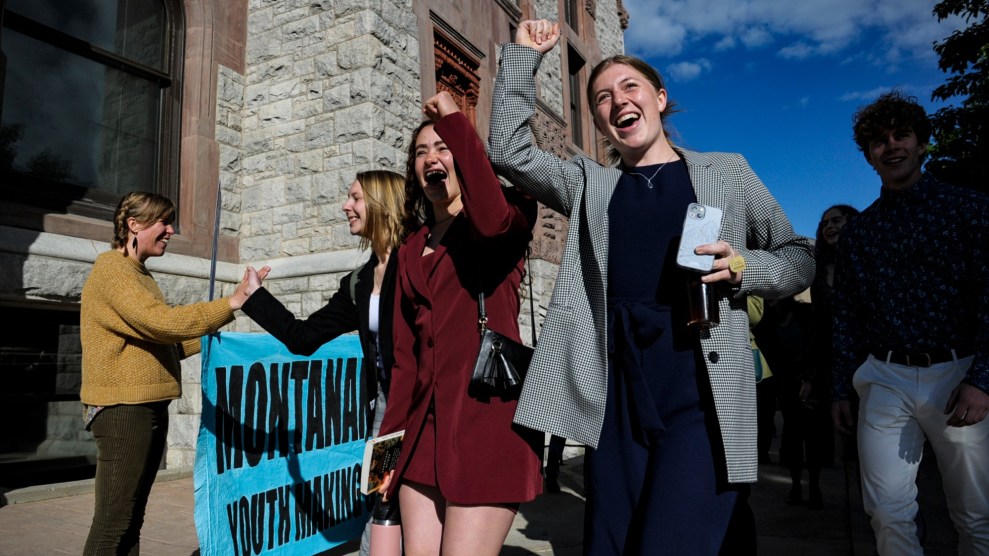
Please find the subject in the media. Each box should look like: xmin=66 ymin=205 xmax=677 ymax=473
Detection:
xmin=378 ymin=91 xmax=542 ymax=555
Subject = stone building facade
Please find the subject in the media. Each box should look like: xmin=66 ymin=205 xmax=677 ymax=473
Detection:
xmin=0 ymin=0 xmax=627 ymax=483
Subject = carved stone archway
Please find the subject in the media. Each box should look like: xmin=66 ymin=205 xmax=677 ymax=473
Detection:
xmin=433 ymin=30 xmax=480 ymax=125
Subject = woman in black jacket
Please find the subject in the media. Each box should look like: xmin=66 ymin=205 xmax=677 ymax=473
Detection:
xmin=241 ymin=169 xmax=407 ymax=554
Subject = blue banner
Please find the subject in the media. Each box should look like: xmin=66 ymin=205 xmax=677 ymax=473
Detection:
xmin=195 ymin=332 xmax=369 ymax=555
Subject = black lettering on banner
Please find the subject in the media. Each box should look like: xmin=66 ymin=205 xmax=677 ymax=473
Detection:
xmin=238 ymin=497 xmax=250 ymax=556
xmin=250 ymin=492 xmax=265 ymax=554
xmin=324 ymin=358 xmax=342 ymax=446
xmin=343 ymin=357 xmax=360 ymax=443
xmin=321 ymin=471 xmax=335 ymax=528
xmin=344 ymin=463 xmax=362 ymax=515
xmin=268 ymin=363 xmax=290 ymax=461
xmin=276 ymin=484 xmax=291 ymax=545
xmin=244 ymin=363 xmax=268 ymax=467
xmin=291 ymin=360 xmax=308 ymax=454
xmin=213 ymin=355 xmax=363 ymax=474
xmin=265 ymin=488 xmax=278 ymax=551
xmin=216 ymin=366 xmax=230 ymax=475
xmin=223 ymin=468 xmax=364 ymax=555
xmin=307 ymin=360 xmax=325 ymax=451
xmin=312 ymin=475 xmax=325 ymax=533
xmin=293 ymin=480 xmax=311 ymax=541
xmin=215 ymin=365 xmax=247 ymax=474
xmin=225 ymin=501 xmax=238 ymax=555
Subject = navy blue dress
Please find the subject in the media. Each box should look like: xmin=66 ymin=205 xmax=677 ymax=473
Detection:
xmin=583 ymin=160 xmax=741 ymax=555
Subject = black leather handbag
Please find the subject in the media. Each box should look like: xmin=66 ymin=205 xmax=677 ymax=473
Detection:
xmin=470 ymin=292 xmax=533 ymax=396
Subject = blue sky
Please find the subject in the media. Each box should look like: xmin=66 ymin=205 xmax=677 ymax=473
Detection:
xmin=621 ymin=0 xmax=966 ymax=238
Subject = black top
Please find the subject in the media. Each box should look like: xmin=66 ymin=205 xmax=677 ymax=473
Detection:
xmin=606 ymin=159 xmax=700 ymax=445
xmin=242 ymin=248 xmax=400 ymax=407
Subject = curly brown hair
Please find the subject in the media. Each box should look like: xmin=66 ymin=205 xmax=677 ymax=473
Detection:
xmin=852 ymin=90 xmax=931 ymax=156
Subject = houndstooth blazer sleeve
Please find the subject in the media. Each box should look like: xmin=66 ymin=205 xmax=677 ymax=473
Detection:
xmin=490 ymin=44 xmax=617 ymax=452
xmin=490 ymin=43 xmax=815 ymax=484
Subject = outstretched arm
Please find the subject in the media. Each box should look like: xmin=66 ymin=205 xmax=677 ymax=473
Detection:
xmin=488 ymin=21 xmax=585 ymax=217
xmin=240 ymin=264 xmax=363 ymax=356
xmin=423 ymin=92 xmax=535 ymax=241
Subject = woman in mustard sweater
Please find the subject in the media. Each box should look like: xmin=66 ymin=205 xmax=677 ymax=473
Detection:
xmin=80 ymin=191 xmax=257 ymax=555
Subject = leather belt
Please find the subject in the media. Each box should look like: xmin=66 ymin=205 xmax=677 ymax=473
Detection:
xmin=871 ymin=349 xmax=961 ymax=368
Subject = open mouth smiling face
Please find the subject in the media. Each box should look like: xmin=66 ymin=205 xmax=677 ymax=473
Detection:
xmin=414 ymin=124 xmax=461 ymax=207
xmin=591 ymin=62 xmax=668 ymax=162
xmin=425 ymin=168 xmax=448 ymax=187
xmin=614 ymin=112 xmax=641 ymax=130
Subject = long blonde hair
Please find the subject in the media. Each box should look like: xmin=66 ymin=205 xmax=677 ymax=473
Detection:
xmin=112 ymin=192 xmax=175 ymax=255
xmin=355 ymin=170 xmax=408 ymax=256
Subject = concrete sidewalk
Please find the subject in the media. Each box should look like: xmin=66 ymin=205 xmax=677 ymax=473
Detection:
xmin=0 ymin=436 xmax=958 ymax=555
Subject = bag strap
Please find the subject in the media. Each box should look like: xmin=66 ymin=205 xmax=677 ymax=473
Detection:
xmin=477 ymin=253 xmax=535 ymax=340
xmin=477 ymin=291 xmax=488 ymax=335
xmin=348 ymin=265 xmax=361 ymax=306
xmin=525 ymin=255 xmax=536 ymax=346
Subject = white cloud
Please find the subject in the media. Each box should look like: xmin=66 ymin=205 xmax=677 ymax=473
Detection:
xmin=778 ymin=41 xmax=814 ymax=60
xmin=623 ymin=5 xmax=689 ymax=57
xmin=713 ymin=36 xmax=737 ymax=51
xmin=623 ymin=0 xmax=966 ymax=66
xmin=839 ymin=86 xmax=899 ymax=102
xmin=665 ymin=59 xmax=714 ymax=82
xmin=740 ymin=27 xmax=773 ymax=48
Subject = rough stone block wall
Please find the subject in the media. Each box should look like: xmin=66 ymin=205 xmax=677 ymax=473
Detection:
xmin=595 ymin=0 xmax=627 ymax=58
xmin=226 ymin=0 xmax=421 ymax=271
xmin=173 ymin=1 xmax=424 ymax=467
xmin=533 ymin=0 xmax=564 ymax=116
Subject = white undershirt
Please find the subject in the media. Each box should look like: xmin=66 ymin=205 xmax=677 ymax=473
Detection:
xmin=368 ymin=294 xmax=380 ymax=335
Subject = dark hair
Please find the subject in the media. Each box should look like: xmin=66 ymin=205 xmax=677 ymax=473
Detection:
xmin=852 ymin=90 xmax=931 ymax=157
xmin=814 ymin=204 xmax=859 ymax=264
xmin=403 ymin=120 xmax=438 ymax=232
xmin=586 ymin=55 xmax=679 ymax=166
xmin=112 ymin=192 xmax=175 ymax=255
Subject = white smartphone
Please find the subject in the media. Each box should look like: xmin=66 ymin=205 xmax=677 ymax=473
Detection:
xmin=676 ymin=203 xmax=723 ymax=273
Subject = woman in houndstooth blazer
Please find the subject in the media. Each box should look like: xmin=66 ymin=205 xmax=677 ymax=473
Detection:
xmin=489 ymin=21 xmax=815 ymax=555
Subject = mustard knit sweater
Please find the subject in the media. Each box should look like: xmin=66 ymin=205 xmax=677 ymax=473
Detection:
xmin=80 ymin=250 xmax=235 ymax=406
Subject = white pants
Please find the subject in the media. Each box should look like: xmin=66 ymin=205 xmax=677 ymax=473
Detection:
xmin=853 ymin=354 xmax=989 ymax=556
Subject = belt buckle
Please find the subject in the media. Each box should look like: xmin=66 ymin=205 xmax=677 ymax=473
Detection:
xmin=905 ymin=352 xmax=931 ymax=367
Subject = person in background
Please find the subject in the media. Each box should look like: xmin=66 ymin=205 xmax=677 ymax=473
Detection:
xmin=754 ymin=296 xmax=822 ymax=507
xmin=808 ymin=205 xmax=859 ymax=489
xmin=747 ymin=295 xmax=777 ymax=465
xmin=832 ymin=90 xmax=989 ymax=555
xmin=544 ymin=434 xmax=567 ymax=493
xmin=488 ymin=20 xmax=815 ymax=555
xmin=377 ymin=91 xmax=542 ymax=556
xmin=81 ymin=191 xmax=259 ymax=555
xmin=241 ymin=170 xmax=408 ymax=556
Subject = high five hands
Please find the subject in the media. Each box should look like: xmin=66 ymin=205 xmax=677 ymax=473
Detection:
xmin=229 ymin=264 xmax=271 ymax=310
xmin=516 ymin=19 xmax=561 ymax=54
